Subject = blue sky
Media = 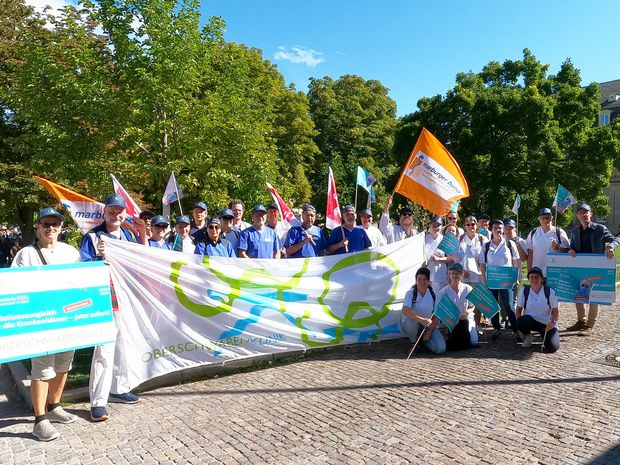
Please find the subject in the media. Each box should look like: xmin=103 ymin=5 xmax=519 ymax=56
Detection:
xmin=202 ymin=0 xmax=620 ymax=116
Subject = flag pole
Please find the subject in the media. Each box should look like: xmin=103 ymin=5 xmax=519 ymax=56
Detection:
xmin=340 ymin=225 xmax=349 ymax=253
xmin=406 ymin=326 xmax=427 ymax=360
xmin=354 ymin=184 xmax=358 ymax=212
xmin=172 ymin=172 xmax=183 ymax=216
xmin=541 ymin=330 xmax=547 ymax=352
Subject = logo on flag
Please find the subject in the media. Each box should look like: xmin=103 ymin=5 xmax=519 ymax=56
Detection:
xmin=162 ymin=172 xmax=184 ymax=216
xmin=553 ymin=184 xmax=576 ymax=214
xmin=326 ymin=167 xmax=342 ymax=230
xmin=266 ymin=183 xmax=301 ymax=228
xmin=394 ymin=128 xmax=469 ymax=216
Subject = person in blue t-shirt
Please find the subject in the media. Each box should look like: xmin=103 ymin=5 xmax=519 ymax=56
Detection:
xmin=194 ymin=217 xmax=236 ymax=257
xmin=147 ymin=215 xmax=172 ymax=250
xmin=284 ymin=204 xmax=325 ymax=258
xmin=238 ymin=205 xmax=282 ymax=259
xmin=326 ymin=205 xmax=371 ymax=255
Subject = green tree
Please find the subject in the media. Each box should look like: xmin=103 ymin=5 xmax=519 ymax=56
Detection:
xmin=394 ymin=49 xmax=620 ymax=230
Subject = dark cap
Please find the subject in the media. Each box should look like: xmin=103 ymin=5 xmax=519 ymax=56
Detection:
xmin=219 ymin=208 xmax=234 ymax=219
xmin=528 ymin=267 xmax=544 ymax=279
xmin=151 ymin=215 xmax=169 ymax=226
xmin=479 ymin=213 xmax=491 ymax=221
xmin=430 ymin=215 xmax=443 ymax=225
xmin=193 ymin=202 xmax=207 ymax=211
xmin=538 ymin=208 xmax=552 ymax=216
xmin=105 ymin=193 xmax=126 ymax=209
xmin=252 ymin=204 xmax=267 ymax=214
xmin=175 ymin=215 xmax=190 ymax=225
xmin=343 ymin=205 xmax=356 ymax=214
xmin=360 ymin=209 xmax=373 ymax=218
xmin=267 ymin=203 xmax=278 ymax=210
xmin=37 ymin=207 xmax=64 ymax=224
xmin=576 ymin=203 xmax=592 ymax=213
xmin=490 ymin=219 xmax=504 ymax=228
xmin=504 ymin=219 xmax=516 ymax=228
xmin=139 ymin=210 xmax=155 ymax=220
xmin=208 ymin=217 xmax=221 ymax=226
xmin=448 ymin=262 xmax=464 ymax=272
xmin=400 ymin=206 xmax=413 ymax=215
xmin=302 ymin=204 xmax=316 ymax=213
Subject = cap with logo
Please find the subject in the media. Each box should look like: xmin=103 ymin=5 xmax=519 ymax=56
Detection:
xmin=37 ymin=207 xmax=64 ymax=224
xmin=105 ymin=193 xmax=127 ymax=209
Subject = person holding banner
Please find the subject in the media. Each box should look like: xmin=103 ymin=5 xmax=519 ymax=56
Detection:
xmin=326 ymin=205 xmax=371 ymax=255
xmin=401 ymin=267 xmax=446 ymax=354
xmin=80 ymin=193 xmax=140 ymax=422
xmin=525 ymin=208 xmax=570 ymax=277
xmin=194 ymin=217 xmax=236 ymax=257
xmin=435 ymin=263 xmax=478 ymax=349
xmin=479 ymin=220 xmax=520 ymax=340
xmin=12 ymin=208 xmax=81 ymax=441
xmin=284 ymin=204 xmax=325 ymax=258
xmin=219 ymin=209 xmax=240 ymax=256
xmin=565 ymin=203 xmax=618 ymax=335
xmin=424 ymin=216 xmax=450 ymax=291
xmin=146 ymin=216 xmax=173 ymax=249
xmin=516 ymin=267 xmax=560 ymax=352
xmin=238 ymin=205 xmax=282 ymax=259
xmin=379 ymin=195 xmax=418 ymax=244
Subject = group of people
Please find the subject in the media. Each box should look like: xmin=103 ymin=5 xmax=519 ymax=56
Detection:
xmin=9 ymin=192 xmax=619 ymax=441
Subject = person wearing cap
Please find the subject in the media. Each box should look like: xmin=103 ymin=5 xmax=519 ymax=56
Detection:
xmin=424 ymin=216 xmax=451 ymax=291
xmin=238 ymin=205 xmax=282 ymax=259
xmin=401 ymin=267 xmax=446 ymax=354
xmin=326 ymin=205 xmax=372 ymax=255
xmin=219 ymin=208 xmax=240 ymax=256
xmin=284 ymin=204 xmax=325 ymax=258
xmin=144 ymin=215 xmax=172 ymax=249
xmin=266 ymin=203 xmax=290 ymax=255
xmin=565 ymin=203 xmax=618 ymax=335
xmin=525 ymin=208 xmax=570 ymax=277
xmin=168 ymin=215 xmax=195 ymax=252
xmin=479 ymin=219 xmax=520 ymax=340
xmin=515 ymin=267 xmax=560 ymax=352
xmin=194 ymin=217 xmax=236 ymax=257
xmin=357 ymin=209 xmax=386 ymax=249
xmin=379 ymin=195 xmax=418 ymax=243
xmin=229 ymin=199 xmax=251 ymax=232
xmin=502 ymin=218 xmax=528 ymax=325
xmin=80 ymin=193 xmax=140 ymax=422
xmin=11 ymin=208 xmax=81 ymax=441
xmin=189 ymin=201 xmax=208 ymax=241
xmin=435 ymin=262 xmax=478 ymax=348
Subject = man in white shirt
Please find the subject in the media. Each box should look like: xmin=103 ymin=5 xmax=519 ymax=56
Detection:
xmin=171 ymin=215 xmax=196 ymax=252
xmin=525 ymin=208 xmax=569 ymax=276
xmin=379 ymin=195 xmax=418 ymax=243
xmin=357 ymin=209 xmax=386 ymax=249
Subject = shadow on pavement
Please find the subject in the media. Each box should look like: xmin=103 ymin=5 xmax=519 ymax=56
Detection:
xmin=586 ymin=442 xmax=620 ymax=464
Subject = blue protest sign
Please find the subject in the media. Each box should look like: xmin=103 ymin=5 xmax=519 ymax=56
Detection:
xmin=437 ymin=232 xmax=460 ymax=256
xmin=467 ymin=282 xmax=500 ymax=319
xmin=434 ymin=295 xmax=461 ymax=331
xmin=486 ymin=266 xmax=518 ymax=289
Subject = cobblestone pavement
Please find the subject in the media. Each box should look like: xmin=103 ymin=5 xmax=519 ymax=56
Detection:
xmin=1 ymin=303 xmax=620 ymax=465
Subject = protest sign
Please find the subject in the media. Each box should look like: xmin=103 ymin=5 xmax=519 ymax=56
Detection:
xmin=467 ymin=282 xmax=501 ymax=318
xmin=486 ymin=266 xmax=518 ymax=289
xmin=434 ymin=295 xmax=461 ymax=331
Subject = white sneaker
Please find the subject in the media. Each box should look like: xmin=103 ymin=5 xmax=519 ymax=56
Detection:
xmin=32 ymin=419 xmax=60 ymax=441
xmin=522 ymin=334 xmax=534 ymax=348
xmin=47 ymin=406 xmax=78 ymax=424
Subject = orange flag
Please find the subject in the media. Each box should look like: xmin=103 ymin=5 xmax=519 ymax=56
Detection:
xmin=393 ymin=128 xmax=469 ymax=216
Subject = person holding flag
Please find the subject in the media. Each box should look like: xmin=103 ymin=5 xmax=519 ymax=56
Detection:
xmin=379 ymin=195 xmax=418 ymax=243
xmin=284 ymin=204 xmax=325 ymax=258
xmin=552 ymin=184 xmax=577 ymax=214
xmin=169 ymin=215 xmax=195 ymax=252
xmin=266 ymin=203 xmax=290 ymax=246
xmin=326 ymin=205 xmax=372 ymax=255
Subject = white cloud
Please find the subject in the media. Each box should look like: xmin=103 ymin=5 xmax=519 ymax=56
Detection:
xmin=274 ymin=46 xmax=324 ymax=68
xmin=26 ymin=0 xmax=74 ymax=17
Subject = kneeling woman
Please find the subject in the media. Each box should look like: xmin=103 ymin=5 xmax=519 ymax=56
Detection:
xmin=515 ymin=267 xmax=560 ymax=353
xmin=435 ymin=263 xmax=478 ymax=349
xmin=401 ymin=267 xmax=446 ymax=354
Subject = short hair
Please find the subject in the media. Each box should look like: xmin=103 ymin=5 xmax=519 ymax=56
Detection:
xmin=415 ymin=267 xmax=431 ymax=280
xmin=464 ymin=215 xmax=477 ymax=223
xmin=228 ymin=199 xmax=245 ymax=210
xmin=479 ymin=214 xmax=491 ymax=221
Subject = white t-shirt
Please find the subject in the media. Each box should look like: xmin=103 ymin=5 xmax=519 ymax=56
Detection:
xmin=457 ymin=233 xmax=488 ymax=282
xmin=525 ymin=227 xmax=570 ymax=275
xmin=379 ymin=212 xmax=418 ymax=244
xmin=358 ymin=225 xmax=387 ymax=249
xmin=479 ymin=239 xmax=517 ymax=267
xmin=435 ymin=282 xmax=473 ymax=317
xmin=517 ymin=286 xmax=558 ymax=325
xmin=425 ymin=233 xmax=447 ymax=283
xmin=402 ymin=286 xmax=435 ymax=319
xmin=11 ymin=242 xmax=81 ymax=267
xmin=181 ymin=236 xmax=195 ymax=253
xmin=506 ymin=236 xmax=527 ymax=280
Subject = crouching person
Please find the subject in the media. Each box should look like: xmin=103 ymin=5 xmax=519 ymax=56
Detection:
xmin=400 ymin=267 xmax=446 ymax=354
xmin=516 ymin=267 xmax=560 ymax=353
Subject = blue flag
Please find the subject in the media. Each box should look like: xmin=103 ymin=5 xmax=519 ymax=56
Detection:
xmin=552 ymin=184 xmax=576 ymax=214
xmin=511 ymin=194 xmax=521 ymax=215
xmin=449 ymin=200 xmax=460 ymax=212
xmin=356 ymin=166 xmax=376 ymax=192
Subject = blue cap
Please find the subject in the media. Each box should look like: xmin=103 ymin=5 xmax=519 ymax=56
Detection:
xmin=430 ymin=215 xmax=443 ymax=225
xmin=448 ymin=262 xmax=463 ymax=272
xmin=267 ymin=203 xmax=278 ymax=210
xmin=193 ymin=202 xmax=207 ymax=211
xmin=538 ymin=208 xmax=552 ymax=216
xmin=37 ymin=207 xmax=64 ymax=223
xmin=302 ymin=204 xmax=316 ymax=213
xmin=504 ymin=219 xmax=517 ymax=228
xmin=360 ymin=209 xmax=373 ymax=217
xmin=343 ymin=205 xmax=356 ymax=213
xmin=528 ymin=266 xmax=544 ymax=278
xmin=139 ymin=210 xmax=155 ymax=219
xmin=208 ymin=217 xmax=221 ymax=225
xmin=490 ymin=219 xmax=504 ymax=227
xmin=576 ymin=203 xmax=591 ymax=213
xmin=151 ymin=215 xmax=169 ymax=226
xmin=252 ymin=204 xmax=267 ymax=214
xmin=175 ymin=215 xmax=190 ymax=225
xmin=220 ymin=208 xmax=234 ymax=219
xmin=105 ymin=193 xmax=126 ymax=209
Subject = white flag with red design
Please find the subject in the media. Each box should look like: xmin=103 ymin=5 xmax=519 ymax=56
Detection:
xmin=266 ymin=183 xmax=301 ymax=228
xmin=111 ymin=174 xmax=142 ymax=222
xmin=326 ymin=167 xmax=342 ymax=230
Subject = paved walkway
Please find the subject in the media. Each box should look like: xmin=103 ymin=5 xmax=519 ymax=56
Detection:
xmin=1 ymin=303 xmax=620 ymax=465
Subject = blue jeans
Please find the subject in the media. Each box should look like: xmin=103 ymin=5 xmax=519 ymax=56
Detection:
xmin=491 ymin=288 xmax=517 ymax=333
xmin=400 ymin=317 xmax=446 ymax=354
xmin=517 ymin=315 xmax=560 ymax=353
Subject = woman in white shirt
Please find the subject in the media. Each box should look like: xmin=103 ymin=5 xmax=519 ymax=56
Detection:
xmin=515 ymin=267 xmax=560 ymax=352
xmin=424 ymin=216 xmax=450 ymax=291
xmin=400 ymin=267 xmax=446 ymax=354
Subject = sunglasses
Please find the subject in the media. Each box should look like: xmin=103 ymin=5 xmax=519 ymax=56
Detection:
xmin=401 ymin=212 xmax=413 ymax=217
xmin=208 ymin=225 xmax=220 ymax=230
xmin=40 ymin=222 xmax=61 ymax=229
xmin=465 ymin=222 xmax=476 ymax=226
xmin=153 ymin=224 xmax=168 ymax=229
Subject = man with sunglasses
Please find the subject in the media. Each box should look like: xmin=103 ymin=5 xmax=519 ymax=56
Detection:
xmin=379 ymin=194 xmax=418 ymax=244
xmin=195 ymin=217 xmax=236 ymax=257
xmin=12 ymin=208 xmax=81 ymax=441
xmin=80 ymin=194 xmax=140 ymax=422
xmin=219 ymin=208 xmax=240 ymax=256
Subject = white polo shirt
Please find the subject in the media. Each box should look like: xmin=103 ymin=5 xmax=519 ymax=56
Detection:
xmin=479 ymin=239 xmax=517 ymax=267
xmin=517 ymin=286 xmax=558 ymax=325
xmin=434 ymin=282 xmax=473 ymax=317
xmin=525 ymin=226 xmax=570 ymax=275
xmin=402 ymin=287 xmax=435 ymax=319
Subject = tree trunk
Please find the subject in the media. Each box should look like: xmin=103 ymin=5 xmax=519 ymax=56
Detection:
xmin=16 ymin=205 xmax=35 ymax=244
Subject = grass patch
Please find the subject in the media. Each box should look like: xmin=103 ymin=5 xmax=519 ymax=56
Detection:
xmin=22 ymin=347 xmax=93 ymax=390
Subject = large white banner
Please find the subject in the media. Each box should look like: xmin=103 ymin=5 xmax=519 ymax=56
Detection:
xmin=105 ymin=235 xmax=424 ymax=389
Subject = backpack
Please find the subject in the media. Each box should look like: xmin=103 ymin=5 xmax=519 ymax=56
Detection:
xmin=484 ymin=239 xmax=516 ymax=263
xmin=527 ymin=226 xmax=562 ymax=246
xmin=522 ymin=284 xmax=551 ymax=310
xmin=411 ymin=284 xmax=436 ymax=307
